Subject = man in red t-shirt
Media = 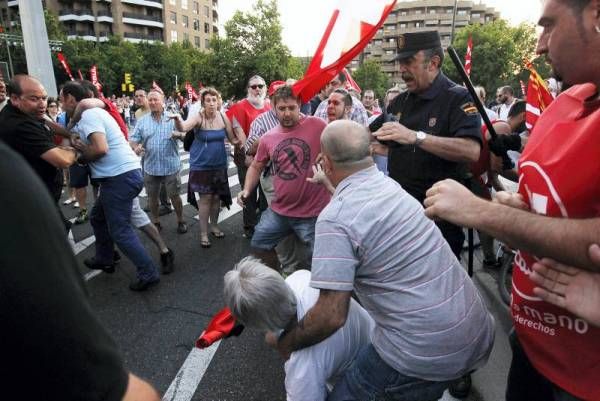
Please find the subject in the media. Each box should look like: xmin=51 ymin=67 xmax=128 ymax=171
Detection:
xmin=226 ymin=75 xmax=270 ymax=238
xmin=237 ymin=85 xmax=331 ymax=270
xmin=422 ymin=1 xmax=600 ymax=400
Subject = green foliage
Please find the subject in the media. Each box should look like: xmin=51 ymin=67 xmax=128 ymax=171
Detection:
xmin=442 ymin=20 xmax=552 ymax=103
xmin=353 ymin=59 xmax=390 ymax=100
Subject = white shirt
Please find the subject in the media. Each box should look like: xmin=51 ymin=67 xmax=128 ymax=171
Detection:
xmin=284 ymin=270 xmax=374 ymax=401
xmin=498 ymin=99 xmax=516 ymax=121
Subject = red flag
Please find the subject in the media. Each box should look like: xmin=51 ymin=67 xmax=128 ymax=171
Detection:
xmin=89 ymin=65 xmax=102 ymax=93
xmin=152 ymin=80 xmax=164 ymax=95
xmin=341 ymin=68 xmax=361 ymax=93
xmin=56 ymin=52 xmax=74 ymax=81
xmin=524 ymin=60 xmax=554 ymax=130
xmin=77 ymin=69 xmax=83 ymax=80
xmin=292 ymin=0 xmax=397 ymax=103
xmin=465 ymin=34 xmax=473 ymax=77
xmin=195 ymin=307 xmax=244 ymax=349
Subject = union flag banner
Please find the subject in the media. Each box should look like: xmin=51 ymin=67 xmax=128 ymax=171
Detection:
xmin=524 ymin=60 xmax=554 ymax=130
xmin=292 ymin=0 xmax=397 ymax=103
xmin=89 ymin=64 xmax=102 ymax=93
xmin=341 ymin=68 xmax=361 ymax=93
xmin=465 ymin=34 xmax=473 ymax=77
xmin=56 ymin=52 xmax=74 ymax=81
xmin=152 ymin=80 xmax=164 ymax=94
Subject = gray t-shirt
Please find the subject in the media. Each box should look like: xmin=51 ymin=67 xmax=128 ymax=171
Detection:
xmin=310 ymin=165 xmax=495 ymax=381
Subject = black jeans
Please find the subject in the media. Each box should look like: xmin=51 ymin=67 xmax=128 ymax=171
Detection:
xmin=506 ymin=330 xmax=583 ymax=401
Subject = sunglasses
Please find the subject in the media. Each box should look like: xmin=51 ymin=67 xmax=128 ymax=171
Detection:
xmin=249 ymin=84 xmax=264 ymax=90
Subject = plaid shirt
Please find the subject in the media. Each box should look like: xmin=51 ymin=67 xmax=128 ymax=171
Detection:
xmin=314 ymin=96 xmax=369 ymax=126
xmin=244 ymin=109 xmax=280 ymax=153
xmin=130 ymin=111 xmax=180 ymax=176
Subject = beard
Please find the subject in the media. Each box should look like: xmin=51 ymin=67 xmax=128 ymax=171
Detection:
xmin=247 ymin=93 xmax=265 ymax=107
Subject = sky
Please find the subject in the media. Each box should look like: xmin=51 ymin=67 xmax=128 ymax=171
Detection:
xmin=218 ymin=0 xmax=543 ymax=56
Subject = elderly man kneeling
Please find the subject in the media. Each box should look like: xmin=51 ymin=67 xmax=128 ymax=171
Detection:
xmin=223 ymin=257 xmax=374 ymax=401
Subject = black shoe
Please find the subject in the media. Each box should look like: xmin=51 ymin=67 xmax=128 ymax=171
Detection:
xmin=242 ymin=227 xmax=254 ymax=239
xmin=483 ymin=258 xmax=501 ymax=268
xmin=160 ymin=248 xmax=175 ymax=274
xmin=129 ymin=278 xmax=160 ymax=291
xmin=159 ymin=205 xmax=173 ymax=216
xmin=448 ymin=374 xmax=472 ymax=399
xmin=84 ymin=257 xmax=115 ymax=274
xmin=177 ymin=221 xmax=188 ymax=234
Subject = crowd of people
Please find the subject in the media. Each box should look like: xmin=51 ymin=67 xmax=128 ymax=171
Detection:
xmin=1 ymin=0 xmax=599 ymax=400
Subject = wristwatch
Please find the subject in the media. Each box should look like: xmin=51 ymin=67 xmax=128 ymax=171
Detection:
xmin=414 ymin=130 xmax=427 ymax=146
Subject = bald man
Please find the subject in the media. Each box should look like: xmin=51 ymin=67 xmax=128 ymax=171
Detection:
xmin=274 ymin=120 xmax=494 ymax=401
xmin=0 ymin=80 xmax=7 ymax=111
xmin=0 ymin=75 xmax=78 ymax=231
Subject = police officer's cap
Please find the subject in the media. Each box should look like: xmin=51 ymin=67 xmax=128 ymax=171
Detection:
xmin=394 ymin=31 xmax=442 ymax=61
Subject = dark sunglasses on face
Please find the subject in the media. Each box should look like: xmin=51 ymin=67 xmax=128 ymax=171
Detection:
xmin=249 ymin=84 xmax=264 ymax=90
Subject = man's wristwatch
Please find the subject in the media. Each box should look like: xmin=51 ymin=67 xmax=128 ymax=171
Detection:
xmin=414 ymin=130 xmax=427 ymax=146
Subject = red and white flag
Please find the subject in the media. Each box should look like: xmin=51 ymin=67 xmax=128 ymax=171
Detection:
xmin=519 ymin=80 xmax=527 ymax=97
xmin=292 ymin=0 xmax=397 ymax=103
xmin=152 ymin=80 xmax=164 ymax=94
xmin=341 ymin=68 xmax=361 ymax=93
xmin=89 ymin=65 xmax=102 ymax=92
xmin=185 ymin=82 xmax=197 ymax=101
xmin=465 ymin=34 xmax=473 ymax=77
xmin=56 ymin=52 xmax=74 ymax=81
xmin=524 ymin=60 xmax=554 ymax=130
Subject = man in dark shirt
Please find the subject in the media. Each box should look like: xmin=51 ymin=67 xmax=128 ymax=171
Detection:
xmin=369 ymin=31 xmax=481 ymax=258
xmin=0 ymin=140 xmax=159 ymax=401
xmin=0 ymin=74 xmax=77 ymax=203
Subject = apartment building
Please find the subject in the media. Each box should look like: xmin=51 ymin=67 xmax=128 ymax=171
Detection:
xmin=351 ymin=0 xmax=499 ymax=81
xmin=0 ymin=0 xmax=219 ymax=50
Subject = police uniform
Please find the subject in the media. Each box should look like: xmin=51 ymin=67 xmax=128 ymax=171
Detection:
xmin=369 ymin=31 xmax=481 ymax=257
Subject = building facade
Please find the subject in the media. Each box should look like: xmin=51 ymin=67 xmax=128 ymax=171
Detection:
xmin=351 ymin=0 xmax=499 ymax=82
xmin=0 ymin=0 xmax=218 ymax=50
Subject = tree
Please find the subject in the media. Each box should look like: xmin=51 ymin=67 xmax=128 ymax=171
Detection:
xmin=443 ymin=20 xmax=552 ymax=104
xmin=207 ymin=0 xmax=295 ymax=98
xmin=353 ymin=59 xmax=390 ymax=100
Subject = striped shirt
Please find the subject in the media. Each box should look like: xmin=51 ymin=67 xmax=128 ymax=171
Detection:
xmin=130 ymin=111 xmax=180 ymax=176
xmin=244 ymin=109 xmax=280 ymax=153
xmin=310 ymin=165 xmax=495 ymax=381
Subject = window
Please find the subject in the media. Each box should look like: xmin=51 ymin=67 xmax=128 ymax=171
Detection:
xmin=171 ymin=30 xmax=178 ymax=42
xmin=472 ymin=13 xmax=480 ymax=18
xmin=170 ymin=11 xmax=177 ymax=24
xmin=205 ymin=38 xmax=209 ymax=49
xmin=447 ymin=8 xmax=454 ymax=13
xmin=169 ymin=0 xmax=176 ymax=5
xmin=183 ymin=32 xmax=189 ymax=41
xmin=194 ymin=36 xmax=200 ymax=47
xmin=182 ymin=15 xmax=188 ymax=28
xmin=181 ymin=0 xmax=188 ymax=9
xmin=457 ymin=9 xmax=467 ymax=15
xmin=193 ymin=18 xmax=199 ymax=30
xmin=415 ymin=9 xmax=422 ymax=14
xmin=415 ymin=22 xmax=422 ymax=27
xmin=385 ymin=50 xmax=394 ymax=55
xmin=193 ymin=1 xmax=199 ymax=14
xmin=204 ymin=5 xmax=209 ymax=17
xmin=204 ymin=22 xmax=210 ymax=33
xmin=400 ymin=11 xmax=407 ymax=16
xmin=387 ymin=25 xmax=395 ymax=31
xmin=400 ymin=23 xmax=407 ymax=28
xmin=429 ymin=8 xmax=436 ymax=14
xmin=388 ymin=38 xmax=394 ymax=43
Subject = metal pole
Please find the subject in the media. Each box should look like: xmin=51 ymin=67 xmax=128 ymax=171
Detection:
xmin=174 ymin=74 xmax=178 ymax=91
xmin=450 ymin=0 xmax=458 ymax=45
xmin=18 ymin=1 xmax=58 ymax=96
xmin=5 ymin=38 xmax=14 ymax=77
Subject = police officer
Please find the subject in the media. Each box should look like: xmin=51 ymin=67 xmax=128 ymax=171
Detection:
xmin=369 ymin=30 xmax=481 ymax=399
xmin=369 ymin=31 xmax=481 ymax=258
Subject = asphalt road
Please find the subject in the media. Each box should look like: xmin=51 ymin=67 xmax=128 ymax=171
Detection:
xmin=60 ymin=144 xmax=513 ymax=401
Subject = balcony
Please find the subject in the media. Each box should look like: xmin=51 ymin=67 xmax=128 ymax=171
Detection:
xmin=59 ymin=9 xmax=95 ymax=22
xmin=212 ymin=25 xmax=218 ymax=35
xmin=123 ymin=31 xmax=163 ymax=43
xmin=121 ymin=0 xmax=163 ymax=9
xmin=122 ymin=12 xmax=164 ymax=28
xmin=212 ymin=0 xmax=218 ymax=9
xmin=96 ymin=9 xmax=114 ymax=23
xmin=66 ymin=29 xmax=110 ymax=42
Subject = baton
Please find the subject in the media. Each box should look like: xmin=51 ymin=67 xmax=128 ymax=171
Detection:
xmin=447 ymin=46 xmax=498 ymax=140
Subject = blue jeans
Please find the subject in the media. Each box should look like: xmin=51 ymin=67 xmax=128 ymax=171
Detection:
xmin=251 ymin=208 xmax=317 ymax=252
xmin=91 ymin=169 xmax=159 ymax=282
xmin=327 ymin=344 xmax=451 ymax=401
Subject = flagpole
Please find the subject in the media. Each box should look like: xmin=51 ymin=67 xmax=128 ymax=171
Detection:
xmin=450 ymin=0 xmax=458 ymax=45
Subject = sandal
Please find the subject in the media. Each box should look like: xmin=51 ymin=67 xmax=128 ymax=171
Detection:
xmin=200 ymin=236 xmax=211 ymax=248
xmin=210 ymin=230 xmax=225 ymax=239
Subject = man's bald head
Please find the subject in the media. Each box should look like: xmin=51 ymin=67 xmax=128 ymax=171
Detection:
xmin=7 ymin=74 xmax=48 ymax=119
xmin=321 ymin=120 xmax=372 ymax=167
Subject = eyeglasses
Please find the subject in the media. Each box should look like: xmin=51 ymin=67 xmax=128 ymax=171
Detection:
xmin=249 ymin=84 xmax=264 ymax=90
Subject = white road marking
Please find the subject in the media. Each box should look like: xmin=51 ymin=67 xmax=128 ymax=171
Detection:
xmin=162 ymin=341 xmax=221 ymax=401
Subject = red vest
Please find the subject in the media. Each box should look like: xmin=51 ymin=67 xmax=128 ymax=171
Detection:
xmin=514 ymin=83 xmax=600 ymax=401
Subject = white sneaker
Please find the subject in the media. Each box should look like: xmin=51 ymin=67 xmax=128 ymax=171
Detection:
xmin=73 ymin=202 xmax=80 ymax=208
xmin=63 ymin=198 xmax=75 ymax=205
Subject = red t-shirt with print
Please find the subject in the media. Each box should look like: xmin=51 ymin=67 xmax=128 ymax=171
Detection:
xmin=226 ymin=99 xmax=270 ymax=166
xmin=513 ymin=83 xmax=600 ymax=401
